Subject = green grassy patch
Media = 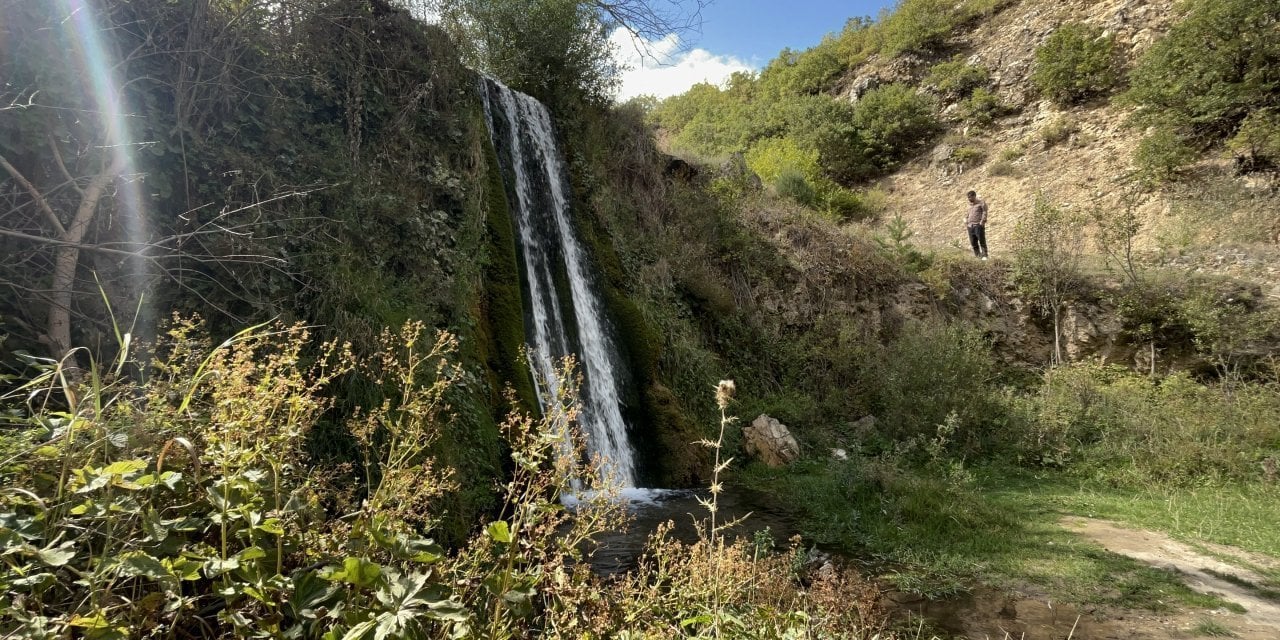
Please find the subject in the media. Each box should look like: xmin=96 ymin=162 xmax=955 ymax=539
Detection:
xmin=739 ymin=460 xmax=1268 ymax=612
xmin=1191 ymin=617 xmax=1238 ymax=637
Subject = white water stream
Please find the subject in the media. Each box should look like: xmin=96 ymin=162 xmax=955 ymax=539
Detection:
xmin=480 ymin=77 xmax=638 ymax=487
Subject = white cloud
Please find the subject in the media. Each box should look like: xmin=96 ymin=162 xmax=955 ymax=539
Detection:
xmin=610 ymin=30 xmax=755 ymax=102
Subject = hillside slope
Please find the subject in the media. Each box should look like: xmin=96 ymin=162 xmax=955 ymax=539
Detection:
xmin=874 ymin=0 xmax=1280 ymax=285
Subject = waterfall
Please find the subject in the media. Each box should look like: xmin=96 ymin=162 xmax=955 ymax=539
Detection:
xmin=480 ymin=77 xmax=638 ymax=488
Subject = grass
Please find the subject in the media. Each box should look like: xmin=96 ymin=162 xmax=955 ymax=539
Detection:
xmin=1191 ymin=617 xmax=1238 ymax=637
xmin=1025 ymin=479 xmax=1280 ymax=561
xmin=740 ymin=460 xmax=1279 ymax=613
xmin=1202 ymin=569 xmax=1280 ymax=602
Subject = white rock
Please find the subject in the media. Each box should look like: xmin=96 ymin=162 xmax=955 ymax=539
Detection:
xmin=743 ymin=415 xmax=800 ymax=467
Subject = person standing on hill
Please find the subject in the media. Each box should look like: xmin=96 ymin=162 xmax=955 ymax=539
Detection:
xmin=964 ymin=190 xmax=989 ymax=260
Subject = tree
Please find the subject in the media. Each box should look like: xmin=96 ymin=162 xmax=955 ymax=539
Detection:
xmin=424 ymin=0 xmax=707 ymax=106
xmin=0 ymin=0 xmax=331 ymax=366
xmin=1011 ymin=194 xmax=1085 ymax=365
xmin=0 ymin=1 xmax=142 ymax=366
xmin=1125 ymin=0 xmax=1280 ymax=142
xmin=1032 ymin=23 xmax=1120 ymax=105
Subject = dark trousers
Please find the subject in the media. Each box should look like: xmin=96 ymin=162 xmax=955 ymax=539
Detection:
xmin=967 ymin=224 xmax=988 ymax=257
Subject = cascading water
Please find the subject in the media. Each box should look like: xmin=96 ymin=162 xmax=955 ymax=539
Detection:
xmin=480 ymin=76 xmax=638 ymax=488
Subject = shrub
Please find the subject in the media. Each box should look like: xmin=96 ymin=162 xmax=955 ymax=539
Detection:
xmin=746 ymin=136 xmax=821 ymax=185
xmin=775 ymin=169 xmax=818 ymax=206
xmin=1039 ymin=117 xmax=1078 ymax=149
xmin=1228 ymin=109 xmax=1280 ymax=169
xmin=1125 ymin=0 xmax=1280 ymax=142
xmin=1017 ymin=363 xmax=1280 ymax=485
xmin=1032 ymin=23 xmax=1120 ymax=105
xmin=1133 ymin=127 xmax=1197 ymax=184
xmin=1010 ymin=194 xmax=1086 ymax=364
xmin=853 ymin=83 xmax=941 ymax=173
xmin=879 ymin=0 xmax=964 ymax=56
xmin=875 ymin=214 xmax=934 ymax=273
xmin=859 ymin=320 xmax=998 ymax=449
xmin=951 ymin=145 xmax=986 ymax=168
xmin=926 ymin=57 xmax=990 ymax=100
xmin=821 ymin=187 xmax=866 ymax=221
xmin=821 ymin=186 xmax=885 ymax=222
xmin=987 ymin=158 xmax=1018 ymax=177
xmin=758 ymin=41 xmax=844 ymax=98
xmin=999 ymin=145 xmax=1025 ymax=162
xmin=0 ymin=320 xmax=637 ymax=638
xmin=961 ymin=87 xmax=1006 ymax=126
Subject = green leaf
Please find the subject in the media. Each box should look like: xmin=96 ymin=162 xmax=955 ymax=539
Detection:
xmin=322 ymin=557 xmax=382 ymax=588
xmin=291 ymin=569 xmax=341 ymax=618
xmin=236 ymin=545 xmax=267 ymax=562
xmin=485 ymin=521 xmax=512 ymax=544
xmin=681 ymin=614 xmax=713 ymax=628
xmin=37 ymin=544 xmax=76 ymax=567
xmin=164 ymin=556 xmax=202 ymax=581
xmin=257 ymin=518 xmax=285 ymax=536
xmin=118 ymin=551 xmax=171 ymax=580
xmin=203 ymin=557 xmax=240 ymax=578
xmin=102 ymin=460 xmax=147 ymax=475
xmin=68 ymin=614 xmax=112 ymax=629
xmin=340 ymin=619 xmax=378 ymax=640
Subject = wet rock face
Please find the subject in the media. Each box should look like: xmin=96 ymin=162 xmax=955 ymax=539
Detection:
xmin=743 ymin=415 xmax=801 ymax=467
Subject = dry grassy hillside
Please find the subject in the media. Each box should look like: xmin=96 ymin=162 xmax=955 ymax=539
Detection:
xmin=858 ymin=0 xmax=1280 ymax=298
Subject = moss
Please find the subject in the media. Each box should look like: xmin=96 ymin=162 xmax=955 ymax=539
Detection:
xmin=475 ymin=113 xmax=540 ymax=416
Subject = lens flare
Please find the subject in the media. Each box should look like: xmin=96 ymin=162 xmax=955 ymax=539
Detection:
xmin=56 ymin=0 xmax=151 ymax=328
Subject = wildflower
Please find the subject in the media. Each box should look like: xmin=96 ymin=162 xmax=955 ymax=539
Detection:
xmin=715 ymin=379 xmax=736 ymax=410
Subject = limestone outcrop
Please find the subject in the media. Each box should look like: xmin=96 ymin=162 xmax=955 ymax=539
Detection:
xmin=743 ymin=415 xmax=800 ymax=467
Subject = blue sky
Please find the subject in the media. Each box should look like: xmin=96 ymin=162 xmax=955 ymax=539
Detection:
xmin=613 ymin=0 xmax=897 ymax=100
xmin=694 ymin=0 xmax=896 ymax=65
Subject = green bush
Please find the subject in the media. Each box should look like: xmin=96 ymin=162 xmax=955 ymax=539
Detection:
xmin=1039 ymin=117 xmax=1078 ymax=149
xmin=1032 ymin=23 xmax=1120 ymax=105
xmin=859 ymin=320 xmax=998 ymax=449
xmin=879 ymin=0 xmax=965 ymax=56
xmin=875 ymin=215 xmax=935 ymax=273
xmin=758 ymin=41 xmax=844 ymax=98
xmin=745 ymin=136 xmax=821 ymax=185
xmin=1125 ymin=0 xmax=1280 ymax=142
xmin=853 ymin=83 xmax=941 ymax=174
xmin=987 ymin=159 xmax=1018 ymax=177
xmin=926 ymin=57 xmax=990 ymax=100
xmin=999 ymin=145 xmax=1025 ymax=162
xmin=951 ymin=145 xmax=985 ymax=167
xmin=1016 ymin=363 xmax=1280 ymax=485
xmin=1133 ymin=127 xmax=1197 ymax=184
xmin=961 ymin=87 xmax=1005 ymax=126
xmin=821 ymin=186 xmax=885 ymax=222
xmin=1228 ymin=109 xmax=1280 ymax=167
xmin=775 ymin=169 xmax=818 ymax=206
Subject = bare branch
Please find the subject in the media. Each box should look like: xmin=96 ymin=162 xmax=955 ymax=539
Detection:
xmin=47 ymin=134 xmax=85 ymax=197
xmin=0 ymin=153 xmax=67 ymax=236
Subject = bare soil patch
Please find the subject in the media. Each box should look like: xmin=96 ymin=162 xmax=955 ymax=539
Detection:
xmin=886 ymin=517 xmax=1280 ymax=638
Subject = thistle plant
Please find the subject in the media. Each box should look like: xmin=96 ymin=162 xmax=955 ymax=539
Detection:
xmin=693 ymin=379 xmax=749 ymax=637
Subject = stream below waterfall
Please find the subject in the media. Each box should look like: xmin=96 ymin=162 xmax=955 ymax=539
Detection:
xmin=582 ymin=487 xmax=804 ymax=575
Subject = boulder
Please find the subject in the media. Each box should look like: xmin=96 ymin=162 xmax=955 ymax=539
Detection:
xmin=743 ymin=414 xmax=800 ymax=467
xmin=845 ymin=74 xmax=881 ymax=103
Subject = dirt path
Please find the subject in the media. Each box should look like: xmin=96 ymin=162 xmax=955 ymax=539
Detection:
xmin=892 ymin=518 xmax=1280 ymax=639
xmin=1063 ymin=516 xmax=1280 ymax=638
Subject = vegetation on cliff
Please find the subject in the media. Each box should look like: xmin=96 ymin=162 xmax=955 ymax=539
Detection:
xmin=3 ymin=0 xmax=1280 ymax=636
